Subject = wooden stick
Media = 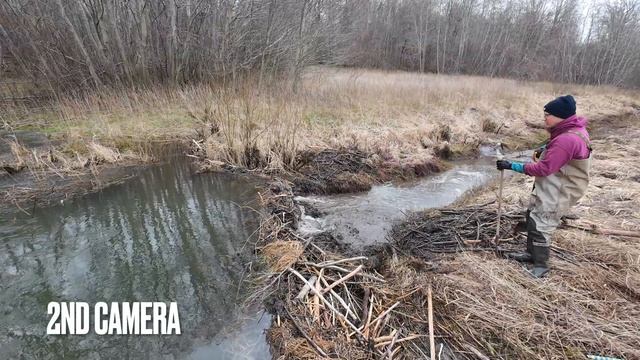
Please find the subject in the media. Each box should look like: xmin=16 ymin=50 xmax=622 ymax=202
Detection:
xmin=342 ymin=282 xmax=356 ymax=316
xmin=288 ymin=267 xmax=364 ymax=337
xmin=464 ymin=344 xmax=490 ymax=360
xmin=313 ymin=272 xmax=321 ymax=321
xmin=321 ymin=265 xmax=363 ymax=294
xmin=295 ymin=275 xmax=317 ymax=301
xmin=383 ymin=329 xmax=400 ymax=359
xmin=363 ymin=293 xmax=375 ymax=338
xmin=316 ymin=256 xmax=368 ymax=267
xmin=374 ymin=334 xmax=396 ymax=343
xmin=302 ymin=262 xmax=386 ymax=282
xmin=319 ymin=274 xmax=359 ymax=320
xmin=374 ymin=334 xmax=427 ymax=348
xmin=360 ymin=287 xmax=370 ymax=327
xmin=428 ymin=285 xmax=436 ymax=360
xmin=561 ymin=222 xmax=640 ymax=238
xmin=283 ymin=306 xmax=328 ymax=357
xmin=368 ymin=301 xmax=400 ymax=333
xmin=373 ymin=310 xmax=392 ymax=339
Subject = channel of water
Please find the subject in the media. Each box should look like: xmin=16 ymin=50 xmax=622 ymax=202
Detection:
xmin=296 ymin=148 xmax=530 ymax=247
xmin=0 ymin=142 xmax=529 ymax=359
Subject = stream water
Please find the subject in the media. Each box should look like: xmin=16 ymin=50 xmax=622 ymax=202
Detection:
xmin=0 ymin=161 xmax=270 ymax=360
xmin=297 ymin=149 xmax=530 ymax=247
xmin=0 ymin=138 xmax=531 ymax=359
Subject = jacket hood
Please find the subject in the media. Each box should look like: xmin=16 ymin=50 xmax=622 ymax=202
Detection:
xmin=550 ymin=114 xmax=588 ymax=138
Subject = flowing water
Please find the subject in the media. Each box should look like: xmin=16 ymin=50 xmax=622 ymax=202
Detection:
xmin=297 ymin=149 xmax=531 ymax=247
xmin=0 ymin=161 xmax=270 ymax=360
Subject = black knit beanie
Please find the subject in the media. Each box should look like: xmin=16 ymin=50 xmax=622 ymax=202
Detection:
xmin=544 ymin=95 xmax=576 ymax=119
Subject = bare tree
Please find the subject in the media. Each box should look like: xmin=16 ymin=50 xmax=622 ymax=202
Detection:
xmin=0 ymin=0 xmax=638 ymax=91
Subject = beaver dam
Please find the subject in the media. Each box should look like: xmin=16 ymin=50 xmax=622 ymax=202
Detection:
xmin=259 ymin=198 xmax=640 ymax=359
xmin=257 ymin=119 xmax=640 ymax=360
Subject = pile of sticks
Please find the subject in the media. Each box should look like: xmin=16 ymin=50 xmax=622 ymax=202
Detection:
xmin=297 ymin=148 xmax=373 ymax=173
xmin=293 ymin=148 xmax=376 ymax=191
xmin=392 ymin=205 xmax=525 ymax=258
xmin=268 ymin=242 xmax=434 ymax=359
xmin=258 ymin=180 xmax=438 ymax=359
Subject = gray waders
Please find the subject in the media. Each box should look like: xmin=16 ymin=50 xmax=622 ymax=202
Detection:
xmin=509 ymin=131 xmax=592 ymax=278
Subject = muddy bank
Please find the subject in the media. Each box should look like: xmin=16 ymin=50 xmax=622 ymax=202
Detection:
xmin=191 ymin=142 xmax=450 ymax=196
xmin=0 ymin=133 xmax=188 ymax=210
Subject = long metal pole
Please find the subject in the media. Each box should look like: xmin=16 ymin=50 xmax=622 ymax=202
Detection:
xmin=495 ymin=145 xmax=504 ymax=243
xmin=496 ymin=170 xmax=504 ymax=240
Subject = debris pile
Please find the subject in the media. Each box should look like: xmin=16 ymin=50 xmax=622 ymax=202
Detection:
xmin=262 ymin=241 xmax=440 ymax=359
xmin=293 ymin=148 xmax=377 ymax=194
xmin=392 ymin=203 xmax=525 ymax=258
xmin=255 ymin=181 xmax=440 ymax=358
xmin=292 ymin=147 xmax=444 ymax=195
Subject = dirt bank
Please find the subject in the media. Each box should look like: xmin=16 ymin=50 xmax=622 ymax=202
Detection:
xmin=254 ymin=109 xmax=640 ymax=359
xmin=0 ymin=134 xmax=186 ymax=210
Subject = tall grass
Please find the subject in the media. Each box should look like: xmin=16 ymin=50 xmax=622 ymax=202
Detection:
xmin=3 ymin=67 xmax=639 ymax=171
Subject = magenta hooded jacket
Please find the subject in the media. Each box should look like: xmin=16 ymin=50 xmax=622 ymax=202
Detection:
xmin=524 ymin=115 xmax=591 ymax=177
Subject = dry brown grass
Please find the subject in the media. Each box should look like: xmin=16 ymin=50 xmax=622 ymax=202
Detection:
xmin=2 ymin=137 xmax=149 ymax=176
xmin=5 ymin=67 xmax=639 ymax=173
xmin=423 ymin=252 xmax=640 ymax=359
xmin=260 ymin=240 xmax=305 ymax=273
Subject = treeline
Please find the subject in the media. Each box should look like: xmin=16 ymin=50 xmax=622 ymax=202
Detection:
xmin=1 ymin=0 xmax=639 ymax=91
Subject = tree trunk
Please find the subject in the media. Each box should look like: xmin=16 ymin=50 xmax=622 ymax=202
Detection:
xmin=55 ymin=0 xmax=102 ymax=87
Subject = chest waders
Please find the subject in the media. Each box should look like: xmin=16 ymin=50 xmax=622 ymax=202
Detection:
xmin=526 ymin=131 xmax=592 ymax=277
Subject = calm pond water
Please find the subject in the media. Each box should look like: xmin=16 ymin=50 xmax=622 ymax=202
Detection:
xmin=0 ymin=161 xmax=270 ymax=360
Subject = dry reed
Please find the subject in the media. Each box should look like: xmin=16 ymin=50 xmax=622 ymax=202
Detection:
xmin=4 ymin=68 xmax=638 ymax=175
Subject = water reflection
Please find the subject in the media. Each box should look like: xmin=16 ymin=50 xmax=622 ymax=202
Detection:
xmin=0 ymin=161 xmax=268 ymax=360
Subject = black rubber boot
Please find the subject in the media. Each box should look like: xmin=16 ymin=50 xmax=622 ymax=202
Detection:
xmin=507 ymin=250 xmax=532 ymax=263
xmin=507 ymin=234 xmax=532 ymax=262
xmin=525 ymin=212 xmax=550 ymax=278
xmin=529 ymin=245 xmax=550 ymax=278
xmin=507 ymin=211 xmax=534 ymax=262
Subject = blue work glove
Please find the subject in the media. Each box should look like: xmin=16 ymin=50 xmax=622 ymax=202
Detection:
xmin=496 ymin=160 xmax=525 ymax=173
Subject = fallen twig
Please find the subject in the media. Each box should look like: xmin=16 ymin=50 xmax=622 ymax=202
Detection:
xmin=428 ymin=285 xmax=436 ymax=360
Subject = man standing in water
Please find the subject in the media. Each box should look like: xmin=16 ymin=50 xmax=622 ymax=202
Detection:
xmin=496 ymin=95 xmax=592 ymax=278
